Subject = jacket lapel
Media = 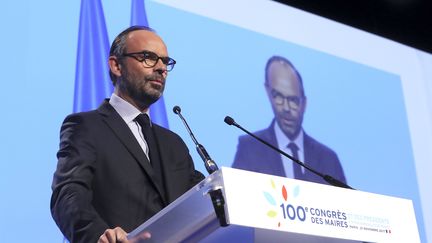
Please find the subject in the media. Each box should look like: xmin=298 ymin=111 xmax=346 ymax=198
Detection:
xmin=97 ymin=101 xmax=167 ymax=204
xmin=263 ymin=121 xmax=286 ymax=177
xmin=303 ymin=132 xmax=316 ymax=169
xmin=302 ymin=132 xmax=321 ymax=181
xmin=151 ymin=125 xmax=173 ymax=202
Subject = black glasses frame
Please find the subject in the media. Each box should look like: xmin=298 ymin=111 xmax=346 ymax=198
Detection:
xmin=122 ymin=50 xmax=176 ymax=71
xmin=269 ymin=88 xmax=304 ymax=108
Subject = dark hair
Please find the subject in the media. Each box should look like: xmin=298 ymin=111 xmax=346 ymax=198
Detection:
xmin=264 ymin=55 xmax=305 ymax=97
xmin=109 ymin=25 xmax=156 ymax=85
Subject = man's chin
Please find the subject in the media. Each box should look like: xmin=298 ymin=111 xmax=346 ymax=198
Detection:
xmin=150 ymin=90 xmax=163 ymax=100
xmin=149 ymin=87 xmax=164 ymax=97
xmin=146 ymin=94 xmax=162 ymax=105
xmin=131 ymin=92 xmax=162 ymax=107
xmin=280 ymin=126 xmax=300 ymax=140
xmin=144 ymin=85 xmax=163 ymax=99
xmin=150 ymin=81 xmax=165 ymax=91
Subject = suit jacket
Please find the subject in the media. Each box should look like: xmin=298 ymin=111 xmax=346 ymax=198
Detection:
xmin=51 ymin=100 xmax=204 ymax=243
xmin=232 ymin=121 xmax=346 ymax=185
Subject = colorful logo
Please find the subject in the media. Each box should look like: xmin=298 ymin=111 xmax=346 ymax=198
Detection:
xmin=263 ymin=179 xmax=302 ymax=227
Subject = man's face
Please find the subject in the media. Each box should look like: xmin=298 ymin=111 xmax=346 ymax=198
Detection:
xmin=117 ymin=30 xmax=169 ymax=108
xmin=266 ymin=61 xmax=306 ymax=140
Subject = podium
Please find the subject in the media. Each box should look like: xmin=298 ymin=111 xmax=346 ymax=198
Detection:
xmin=128 ymin=167 xmax=420 ymax=243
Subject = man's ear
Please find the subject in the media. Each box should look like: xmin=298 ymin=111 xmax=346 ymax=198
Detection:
xmin=109 ymin=56 xmax=122 ymax=77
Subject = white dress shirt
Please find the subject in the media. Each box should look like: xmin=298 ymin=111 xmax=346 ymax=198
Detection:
xmin=109 ymin=93 xmax=151 ymax=161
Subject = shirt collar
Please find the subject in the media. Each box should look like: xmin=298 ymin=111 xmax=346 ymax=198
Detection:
xmin=109 ymin=93 xmax=151 ymax=124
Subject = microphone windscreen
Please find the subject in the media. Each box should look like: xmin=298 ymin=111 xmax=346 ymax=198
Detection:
xmin=224 ymin=116 xmax=235 ymax=125
xmin=173 ymin=106 xmax=181 ymax=114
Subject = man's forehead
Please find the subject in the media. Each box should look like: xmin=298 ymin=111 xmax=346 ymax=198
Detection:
xmin=269 ymin=61 xmax=294 ymax=73
xmin=125 ymin=30 xmax=166 ymax=50
xmin=269 ymin=61 xmax=298 ymax=81
xmin=128 ymin=29 xmax=156 ymax=39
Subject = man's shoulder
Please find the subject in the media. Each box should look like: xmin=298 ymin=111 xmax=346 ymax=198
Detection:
xmin=153 ymin=123 xmax=184 ymax=143
xmin=304 ymin=133 xmax=338 ymax=156
xmin=65 ymin=109 xmax=99 ymax=118
xmin=62 ymin=101 xmax=114 ymax=123
xmin=62 ymin=109 xmax=103 ymax=125
xmin=238 ymin=127 xmax=274 ymax=144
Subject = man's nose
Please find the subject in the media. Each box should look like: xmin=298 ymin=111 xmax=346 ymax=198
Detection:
xmin=154 ymin=59 xmax=167 ymax=76
xmin=155 ymin=68 xmax=166 ymax=75
xmin=281 ymin=99 xmax=292 ymax=111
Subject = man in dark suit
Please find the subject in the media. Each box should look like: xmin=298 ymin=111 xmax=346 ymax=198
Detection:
xmin=232 ymin=56 xmax=346 ymax=185
xmin=51 ymin=26 xmax=204 ymax=243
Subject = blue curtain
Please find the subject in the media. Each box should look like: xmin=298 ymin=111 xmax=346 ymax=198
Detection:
xmin=73 ymin=0 xmax=112 ymax=113
xmin=68 ymin=0 xmax=110 ymax=240
xmin=131 ymin=0 xmax=169 ymax=128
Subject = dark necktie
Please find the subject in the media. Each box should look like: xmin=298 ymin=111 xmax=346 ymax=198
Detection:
xmin=135 ymin=113 xmax=164 ymax=189
xmin=287 ymin=142 xmax=303 ymax=179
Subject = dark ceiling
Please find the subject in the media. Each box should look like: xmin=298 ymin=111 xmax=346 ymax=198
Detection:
xmin=274 ymin=0 xmax=432 ymax=53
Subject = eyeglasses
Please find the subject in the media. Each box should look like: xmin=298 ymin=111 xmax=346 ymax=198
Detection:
xmin=269 ymin=88 xmax=303 ymax=108
xmin=122 ymin=50 xmax=176 ymax=71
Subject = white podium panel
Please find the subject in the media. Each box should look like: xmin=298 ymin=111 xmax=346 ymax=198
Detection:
xmin=128 ymin=167 xmax=420 ymax=243
xmin=222 ymin=167 xmax=419 ymax=243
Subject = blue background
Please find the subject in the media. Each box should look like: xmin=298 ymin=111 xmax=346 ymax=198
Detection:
xmin=0 ymin=1 xmax=427 ymax=242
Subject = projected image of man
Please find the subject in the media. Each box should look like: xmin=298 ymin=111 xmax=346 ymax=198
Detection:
xmin=232 ymin=56 xmax=346 ymax=185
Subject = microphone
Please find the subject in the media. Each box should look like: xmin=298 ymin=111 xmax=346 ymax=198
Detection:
xmin=173 ymin=106 xmax=219 ymax=174
xmin=224 ymin=116 xmax=354 ymax=190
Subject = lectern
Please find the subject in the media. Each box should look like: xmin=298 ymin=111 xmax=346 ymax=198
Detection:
xmin=128 ymin=167 xmax=420 ymax=243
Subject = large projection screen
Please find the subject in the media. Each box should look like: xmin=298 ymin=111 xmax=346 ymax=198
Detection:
xmin=1 ymin=0 xmax=431 ymax=242
xmin=151 ymin=1 xmax=432 ymax=241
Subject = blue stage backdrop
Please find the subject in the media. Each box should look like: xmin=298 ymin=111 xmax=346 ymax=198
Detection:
xmin=0 ymin=1 xmax=431 ymax=242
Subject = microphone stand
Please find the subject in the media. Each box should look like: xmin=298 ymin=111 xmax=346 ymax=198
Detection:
xmin=173 ymin=106 xmax=227 ymax=226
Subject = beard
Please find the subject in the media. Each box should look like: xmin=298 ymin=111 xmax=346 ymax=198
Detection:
xmin=118 ymin=69 xmax=166 ymax=108
xmin=276 ymin=112 xmax=304 ymax=140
